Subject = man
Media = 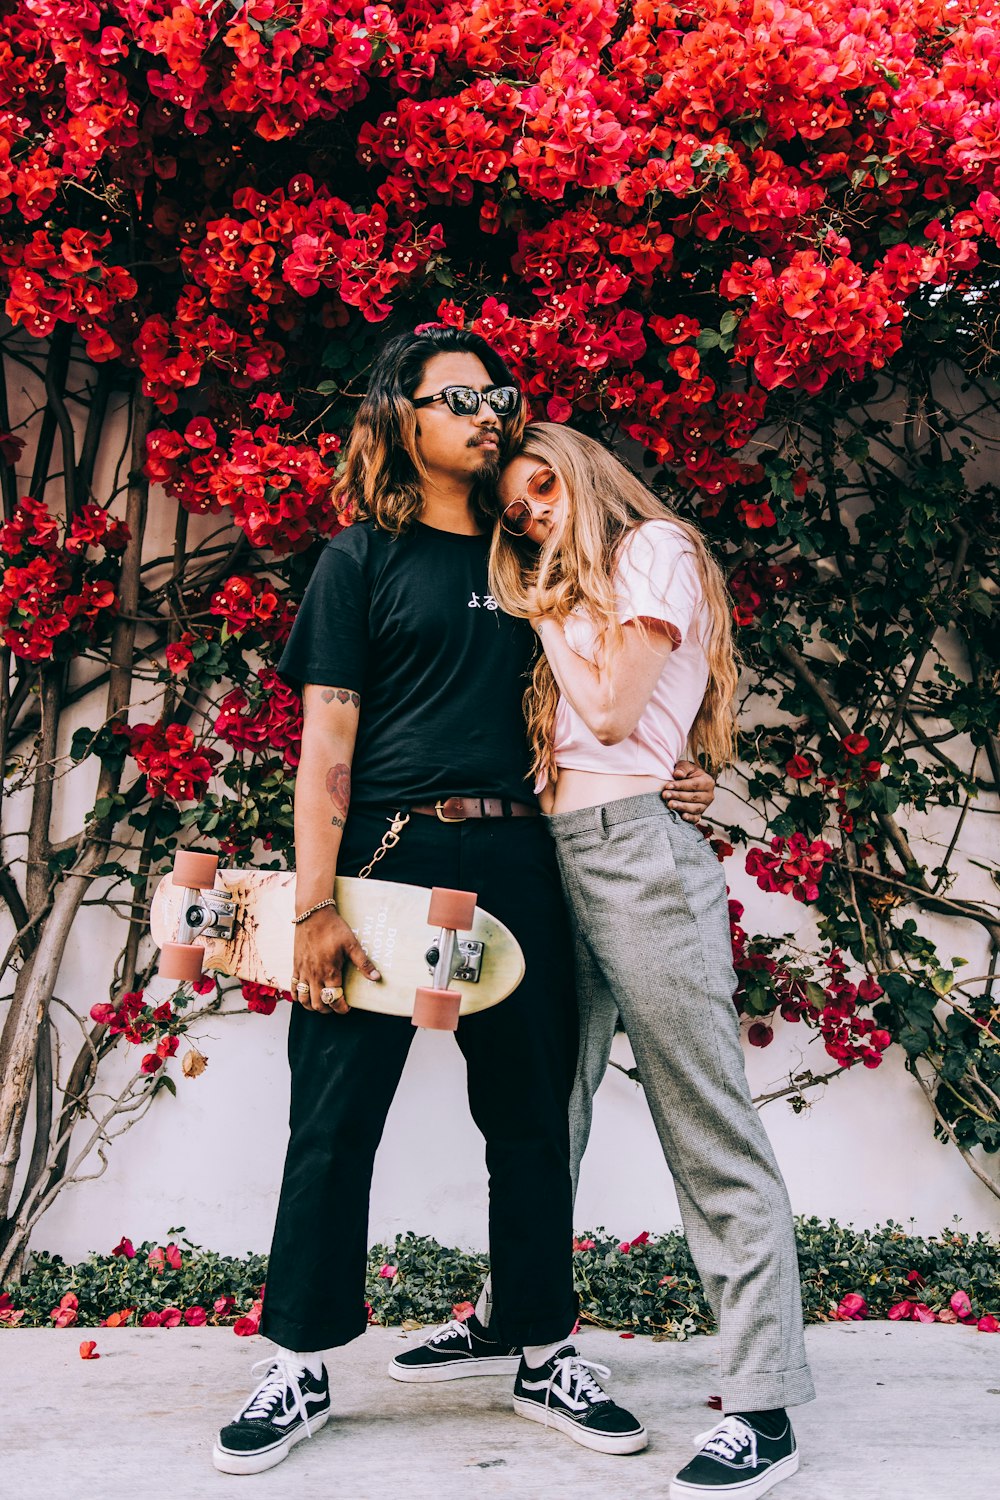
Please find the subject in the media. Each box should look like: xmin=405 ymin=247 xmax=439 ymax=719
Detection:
xmin=212 ymin=327 xmax=713 ymax=1475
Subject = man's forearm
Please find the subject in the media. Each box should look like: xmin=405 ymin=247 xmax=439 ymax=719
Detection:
xmin=294 ymin=685 xmax=361 ymax=911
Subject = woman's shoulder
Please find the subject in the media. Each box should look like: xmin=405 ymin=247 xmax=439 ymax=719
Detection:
xmin=617 ymin=518 xmax=695 ymax=571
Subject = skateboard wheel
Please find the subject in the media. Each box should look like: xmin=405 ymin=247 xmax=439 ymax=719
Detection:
xmin=413 ymin=988 xmax=462 ymax=1032
xmin=171 ymin=851 xmax=219 ymax=890
xmin=426 ymin=887 xmax=477 ymax=932
xmin=158 ymin=942 xmax=205 ymax=982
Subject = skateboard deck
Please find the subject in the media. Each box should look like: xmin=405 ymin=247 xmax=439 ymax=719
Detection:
xmin=150 ymin=866 xmax=525 ymax=1023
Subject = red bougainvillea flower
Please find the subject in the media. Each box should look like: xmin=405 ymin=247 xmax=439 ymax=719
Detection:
xmin=746 ymin=834 xmax=834 ymax=904
xmin=242 ymin=981 xmax=284 ymax=1014
xmin=51 ymin=1293 xmax=79 ymax=1328
xmin=122 ymin=720 xmax=221 ymax=804
xmin=842 ymin=734 xmax=871 ymax=756
xmin=111 ymin=1236 xmax=135 ymax=1259
xmin=836 ymin=1293 xmax=868 ymax=1321
xmin=79 ymin=1341 xmax=100 ymax=1360
xmin=786 ymin=755 xmax=815 ymax=780
xmin=747 ymin=1022 xmax=774 ymax=1047
xmin=234 ymin=1297 xmax=263 ymax=1337
xmin=452 ymin=1301 xmax=475 ymax=1322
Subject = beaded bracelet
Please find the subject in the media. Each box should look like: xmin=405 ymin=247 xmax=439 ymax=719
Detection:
xmin=292 ymin=896 xmax=339 ymax=926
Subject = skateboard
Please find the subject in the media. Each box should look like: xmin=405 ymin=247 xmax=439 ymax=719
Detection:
xmin=149 ymin=852 xmax=525 ymax=1031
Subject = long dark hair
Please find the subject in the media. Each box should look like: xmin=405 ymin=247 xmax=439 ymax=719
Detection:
xmin=332 ymin=327 xmax=525 ymax=534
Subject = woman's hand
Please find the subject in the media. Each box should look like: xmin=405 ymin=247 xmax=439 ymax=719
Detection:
xmin=661 ymin=759 xmax=716 ymax=823
xmin=291 ymin=906 xmax=380 ymax=1016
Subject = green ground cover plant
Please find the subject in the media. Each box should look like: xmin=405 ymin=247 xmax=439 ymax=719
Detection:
xmin=3 ymin=1221 xmax=998 ymax=1340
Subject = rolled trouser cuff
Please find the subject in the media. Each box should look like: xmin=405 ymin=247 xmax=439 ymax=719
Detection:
xmin=721 ymin=1363 xmax=816 ymax=1413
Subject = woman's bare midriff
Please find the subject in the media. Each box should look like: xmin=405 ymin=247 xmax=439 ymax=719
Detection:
xmin=540 ymin=766 xmax=664 ymax=815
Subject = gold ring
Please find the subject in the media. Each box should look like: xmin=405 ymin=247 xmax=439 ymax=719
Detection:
xmin=320 ymin=986 xmax=344 ymax=1003
xmin=295 ymin=982 xmax=309 ymax=995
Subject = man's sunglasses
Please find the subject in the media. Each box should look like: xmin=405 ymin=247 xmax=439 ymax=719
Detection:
xmin=411 ymin=384 xmax=521 ymax=418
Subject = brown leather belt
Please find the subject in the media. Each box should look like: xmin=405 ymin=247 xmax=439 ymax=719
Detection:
xmin=411 ymin=797 xmax=539 ymax=822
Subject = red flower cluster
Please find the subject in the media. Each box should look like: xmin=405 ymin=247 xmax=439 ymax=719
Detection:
xmin=89 ymin=989 xmax=154 ymax=1045
xmin=136 ymin=290 xmax=285 ymax=415
xmin=215 ymin=668 xmax=303 ymax=767
xmin=746 ymin=834 xmax=834 ymax=905
xmin=729 ymin=557 xmax=810 ymax=627
xmin=241 ymin=981 xmax=288 ymax=1015
xmin=2 ymin=228 xmax=137 ymax=360
xmin=145 ymin=420 xmax=342 ymax=553
xmin=184 ymin=178 xmax=444 ymax=323
xmin=0 ymin=497 xmax=129 ymax=663
xmin=730 ymin=906 xmax=890 ymax=1069
xmin=210 ymin=575 xmax=297 ymax=644
xmin=119 ymin=720 xmax=221 ymax=803
xmin=468 ymin=293 xmax=646 ymax=425
xmin=722 ymin=251 xmax=905 ymax=393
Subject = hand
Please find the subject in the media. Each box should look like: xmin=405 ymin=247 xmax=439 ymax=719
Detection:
xmin=661 ymin=758 xmax=716 ymax=823
xmin=291 ymin=906 xmax=380 ymax=1016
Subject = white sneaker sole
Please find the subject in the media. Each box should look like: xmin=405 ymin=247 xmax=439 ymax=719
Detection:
xmin=388 ymin=1354 xmax=522 ymax=1382
xmin=513 ymin=1394 xmax=649 ymax=1454
xmin=212 ymin=1412 xmax=329 ymax=1475
xmin=669 ymin=1448 xmax=799 ymax=1499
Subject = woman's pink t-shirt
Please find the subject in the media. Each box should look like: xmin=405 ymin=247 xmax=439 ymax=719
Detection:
xmin=549 ymin=520 xmax=708 ymax=780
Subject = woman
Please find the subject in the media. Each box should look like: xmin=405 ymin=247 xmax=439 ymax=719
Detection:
xmin=488 ymin=424 xmax=814 ymax=1500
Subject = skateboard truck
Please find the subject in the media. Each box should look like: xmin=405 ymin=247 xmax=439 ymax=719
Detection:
xmin=158 ymin=851 xmax=228 ymax=983
xmin=176 ymin=890 xmax=235 ymax=944
xmin=413 ymin=888 xmax=478 ymax=1032
xmin=424 ymin=938 xmax=484 ymax=985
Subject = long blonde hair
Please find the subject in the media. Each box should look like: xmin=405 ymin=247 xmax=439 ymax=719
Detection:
xmin=488 ymin=423 xmax=738 ymax=784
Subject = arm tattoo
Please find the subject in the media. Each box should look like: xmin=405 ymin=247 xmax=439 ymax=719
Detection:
xmin=325 ymin=762 xmax=351 ymax=830
xmin=321 ymin=688 xmax=361 ymax=708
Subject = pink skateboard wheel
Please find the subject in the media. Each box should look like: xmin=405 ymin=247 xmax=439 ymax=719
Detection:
xmin=171 ymin=851 xmax=219 ymax=890
xmin=426 ymin=887 xmax=477 ymax=931
xmin=158 ymin=942 xmax=205 ymax=982
xmin=412 ymin=987 xmax=462 ymax=1032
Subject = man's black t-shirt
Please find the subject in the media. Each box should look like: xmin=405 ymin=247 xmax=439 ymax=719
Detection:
xmin=278 ymin=521 xmax=538 ymax=811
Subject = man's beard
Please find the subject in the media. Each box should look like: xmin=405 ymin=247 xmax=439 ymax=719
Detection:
xmin=470 ymin=443 xmax=500 ymax=482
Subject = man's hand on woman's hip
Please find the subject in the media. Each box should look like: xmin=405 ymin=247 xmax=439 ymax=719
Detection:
xmin=661 ymin=759 xmax=716 ymax=823
xmin=291 ymin=907 xmax=381 ymax=1015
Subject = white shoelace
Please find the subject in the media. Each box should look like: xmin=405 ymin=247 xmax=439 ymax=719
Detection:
xmin=692 ymin=1415 xmax=759 ymax=1468
xmin=414 ymin=1317 xmax=476 ymax=1349
xmin=539 ymin=1352 xmax=612 ymax=1425
xmin=237 ymin=1356 xmax=320 ymax=1438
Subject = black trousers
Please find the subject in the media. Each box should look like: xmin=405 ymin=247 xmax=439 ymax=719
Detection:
xmin=260 ymin=807 xmax=580 ymax=1351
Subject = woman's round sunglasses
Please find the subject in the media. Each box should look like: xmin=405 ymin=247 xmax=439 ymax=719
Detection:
xmin=499 ymin=465 xmax=559 ymax=537
xmin=412 ymin=384 xmax=521 ymax=418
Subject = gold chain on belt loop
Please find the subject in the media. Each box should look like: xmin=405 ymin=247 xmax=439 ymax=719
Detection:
xmin=357 ymin=812 xmax=410 ymax=880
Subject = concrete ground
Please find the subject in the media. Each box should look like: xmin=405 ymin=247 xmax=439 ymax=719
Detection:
xmin=4 ymin=1322 xmax=997 ymax=1500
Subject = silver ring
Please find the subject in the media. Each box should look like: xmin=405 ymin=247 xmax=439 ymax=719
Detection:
xmin=320 ymin=986 xmax=344 ymax=1003
xmin=295 ymin=982 xmax=309 ymax=995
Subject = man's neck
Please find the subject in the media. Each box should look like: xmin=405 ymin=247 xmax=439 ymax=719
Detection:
xmin=419 ymin=474 xmax=482 ymax=536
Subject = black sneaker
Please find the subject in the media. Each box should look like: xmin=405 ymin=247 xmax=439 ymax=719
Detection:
xmin=388 ymin=1313 xmax=522 ymax=1382
xmin=212 ymin=1356 xmax=331 ymax=1474
xmin=670 ymin=1413 xmax=799 ymax=1499
xmin=512 ymin=1344 xmax=648 ymax=1455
